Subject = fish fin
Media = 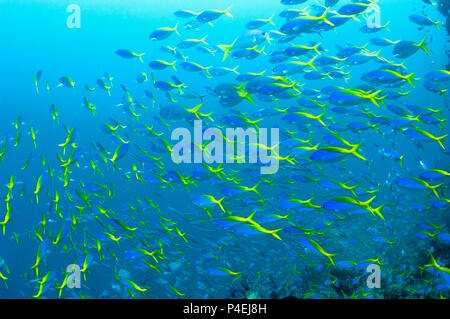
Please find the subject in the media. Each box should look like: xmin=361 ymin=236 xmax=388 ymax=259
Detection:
xmin=223 ymin=6 xmax=233 ymax=18
xmin=137 ymin=53 xmax=145 ymax=63
xmin=404 ymin=72 xmax=416 ymax=87
xmin=317 ymin=113 xmax=326 ymax=126
xmin=173 ymin=23 xmax=180 ymax=35
xmin=416 ymin=36 xmax=430 ymax=55
xmin=434 ymin=21 xmax=440 ymax=30
xmin=270 ymin=229 xmax=283 ymax=240
xmin=350 ymin=141 xmax=366 ymax=161
xmin=436 ymin=134 xmax=447 ymax=149
xmin=319 ymin=8 xmax=333 ymax=26
xmin=218 ymin=39 xmax=236 ymax=61
xmin=327 ymin=253 xmax=338 ymax=266
xmin=306 ymin=55 xmax=318 ymax=71
xmin=371 ymin=203 xmax=386 ymax=221
xmin=313 ymin=43 xmax=321 ymax=55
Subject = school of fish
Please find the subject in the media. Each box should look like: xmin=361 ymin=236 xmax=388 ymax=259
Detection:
xmin=0 ymin=0 xmax=449 ymax=299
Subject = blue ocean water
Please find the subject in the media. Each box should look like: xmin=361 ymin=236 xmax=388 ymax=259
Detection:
xmin=0 ymin=0 xmax=449 ymax=299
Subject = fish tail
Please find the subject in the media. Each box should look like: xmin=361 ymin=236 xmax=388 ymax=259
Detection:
xmin=216 ymin=197 xmax=226 ymax=212
xmin=374 ymin=49 xmax=382 ymax=59
xmin=323 ymin=72 xmax=333 ymax=79
xmin=404 ymin=72 xmax=416 ymax=87
xmin=251 ymin=183 xmax=261 ymax=196
xmin=350 ymin=141 xmax=366 ymax=161
xmin=173 ymin=23 xmax=180 ymax=35
xmin=383 ymin=21 xmax=390 ymax=31
xmin=267 ymin=15 xmax=275 ymax=25
xmin=170 ymin=61 xmax=177 ymax=71
xmin=151 ymin=72 xmax=156 ymax=84
xmin=200 ymin=35 xmax=208 ymax=44
xmin=192 ymin=102 xmax=204 ymax=113
xmin=326 ymin=253 xmax=338 ymax=266
xmin=427 ymin=183 xmax=443 ymax=199
xmin=436 ymin=134 xmax=447 ymax=149
xmin=205 ymin=112 xmax=214 ymax=122
xmin=270 ymin=229 xmax=282 ymax=240
xmin=307 ymin=55 xmax=318 ymax=71
xmin=230 ymin=275 xmax=240 ymax=284
xmin=247 ymin=211 xmax=257 ymax=223
xmin=351 ymin=15 xmax=361 ymax=22
xmin=434 ymin=21 xmax=440 ymax=30
xmin=319 ymin=8 xmax=333 ymax=26
xmin=349 ymin=185 xmax=359 ymax=197
xmin=176 ymin=83 xmax=184 ymax=94
xmin=377 ymin=92 xmax=387 ymax=106
xmin=289 ymin=81 xmax=299 ymax=93
xmin=1 ymin=223 xmax=5 ymax=236
xmin=372 ymin=202 xmax=387 ymax=221
xmin=259 ymin=45 xmax=267 ymax=55
xmin=423 ymin=252 xmax=438 ymax=272
xmin=137 ymin=53 xmax=145 ymax=63
xmin=369 ymin=0 xmax=380 ymax=9
xmin=362 ymin=196 xmax=376 ymax=207
xmin=218 ymin=39 xmax=236 ymax=61
xmin=224 ymin=6 xmax=233 ymax=18
xmin=399 ymin=155 xmax=404 ymax=168
xmin=317 ymin=113 xmax=326 ymax=126
xmin=312 ymin=43 xmax=321 ymax=55
xmin=417 ymin=36 xmax=429 ymax=55
xmin=204 ymin=67 xmax=212 ymax=77
xmin=243 ymin=91 xmax=255 ymax=104
xmin=231 ymin=65 xmax=239 ymax=74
